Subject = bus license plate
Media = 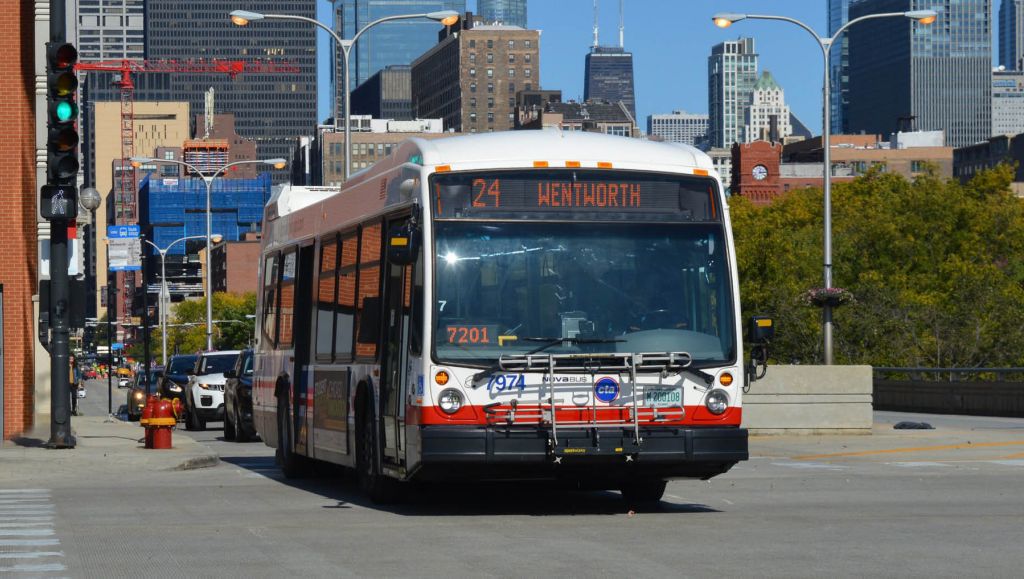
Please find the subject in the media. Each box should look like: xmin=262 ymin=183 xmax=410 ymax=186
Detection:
xmin=645 ymin=388 xmax=681 ymax=407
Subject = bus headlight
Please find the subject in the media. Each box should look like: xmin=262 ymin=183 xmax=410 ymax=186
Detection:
xmin=705 ymin=389 xmax=730 ymax=415
xmin=437 ymin=388 xmax=464 ymax=414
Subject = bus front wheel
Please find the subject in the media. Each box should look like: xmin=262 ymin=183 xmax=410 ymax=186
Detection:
xmin=356 ymin=395 xmax=397 ymax=504
xmin=620 ymin=479 xmax=667 ymax=506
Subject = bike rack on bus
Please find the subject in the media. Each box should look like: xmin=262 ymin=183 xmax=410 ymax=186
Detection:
xmin=487 ymin=352 xmax=693 ymax=448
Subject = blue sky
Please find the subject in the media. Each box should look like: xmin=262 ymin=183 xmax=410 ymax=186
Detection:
xmin=315 ymin=0 xmax=1002 ymax=134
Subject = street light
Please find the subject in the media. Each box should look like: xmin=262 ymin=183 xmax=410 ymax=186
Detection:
xmin=711 ymin=9 xmax=937 ymax=365
xmin=142 ymin=234 xmax=221 ymax=366
xmin=79 ymin=186 xmax=111 ymax=416
xmin=230 ymin=8 xmax=459 ymax=181
xmin=130 ymin=156 xmax=286 ymax=351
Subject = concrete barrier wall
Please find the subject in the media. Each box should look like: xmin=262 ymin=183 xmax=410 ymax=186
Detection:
xmin=742 ymin=365 xmax=874 ymax=434
xmin=874 ymin=380 xmax=1024 ymax=418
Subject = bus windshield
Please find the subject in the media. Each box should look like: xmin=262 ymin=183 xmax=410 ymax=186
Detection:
xmin=433 ymin=220 xmax=736 ymax=366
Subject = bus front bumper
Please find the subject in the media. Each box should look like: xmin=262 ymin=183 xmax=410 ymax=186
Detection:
xmin=413 ymin=425 xmax=747 ymax=482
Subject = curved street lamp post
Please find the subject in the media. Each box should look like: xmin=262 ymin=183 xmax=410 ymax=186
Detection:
xmin=711 ymin=9 xmax=937 ymax=364
xmin=229 ymin=9 xmax=459 ymax=181
xmin=131 ymin=156 xmax=286 ymax=351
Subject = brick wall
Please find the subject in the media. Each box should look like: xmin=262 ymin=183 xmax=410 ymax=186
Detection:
xmin=0 ymin=0 xmax=39 ymax=439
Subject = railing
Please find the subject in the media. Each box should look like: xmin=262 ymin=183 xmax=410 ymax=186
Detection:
xmin=873 ymin=367 xmax=1024 ymax=382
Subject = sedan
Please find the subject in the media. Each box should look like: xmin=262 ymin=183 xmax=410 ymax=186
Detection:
xmin=126 ymin=366 xmax=164 ymax=421
xmin=223 ymin=349 xmax=256 ymax=442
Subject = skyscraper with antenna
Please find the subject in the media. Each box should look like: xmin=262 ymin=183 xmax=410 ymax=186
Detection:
xmin=584 ymin=0 xmax=636 ymax=119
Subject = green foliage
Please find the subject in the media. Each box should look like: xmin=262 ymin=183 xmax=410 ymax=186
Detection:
xmin=153 ymin=292 xmax=257 ymax=356
xmin=732 ymin=163 xmax=1024 ymax=367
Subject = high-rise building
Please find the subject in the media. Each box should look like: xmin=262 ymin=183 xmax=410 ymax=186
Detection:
xmin=743 ymin=71 xmax=793 ymax=143
xmin=1001 ymin=0 xmax=1024 ymax=71
xmin=647 ymin=111 xmax=709 ymax=146
xmin=76 ymin=0 xmax=145 ymax=61
xmin=993 ymin=70 xmax=1024 ymax=136
xmin=477 ymin=0 xmax=527 ymax=28
xmin=412 ymin=20 xmax=539 ymax=133
xmin=333 ymin=1 xmax=466 ymax=122
xmin=828 ymin=0 xmax=853 ymax=133
xmin=584 ymin=46 xmax=636 ymax=119
xmin=847 ymin=0 xmax=992 ymax=148
xmin=351 ymin=65 xmax=413 ymax=120
xmin=707 ymin=37 xmax=759 ymax=149
xmin=144 ymin=0 xmax=318 ymax=177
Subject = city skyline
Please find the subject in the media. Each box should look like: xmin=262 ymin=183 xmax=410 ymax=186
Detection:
xmin=316 ymin=0 xmax=1009 ymax=135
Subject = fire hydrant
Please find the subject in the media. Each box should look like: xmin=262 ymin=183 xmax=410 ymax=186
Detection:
xmin=139 ymin=395 xmax=160 ymax=449
xmin=148 ymin=398 xmax=177 ymax=450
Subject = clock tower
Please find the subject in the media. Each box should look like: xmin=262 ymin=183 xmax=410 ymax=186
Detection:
xmin=730 ymin=140 xmax=782 ymax=205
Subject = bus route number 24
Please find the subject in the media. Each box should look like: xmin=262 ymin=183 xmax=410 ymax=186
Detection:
xmin=472 ymin=178 xmax=501 ymax=208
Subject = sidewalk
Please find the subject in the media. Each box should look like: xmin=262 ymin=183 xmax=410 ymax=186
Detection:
xmin=0 ymin=415 xmax=219 ymax=483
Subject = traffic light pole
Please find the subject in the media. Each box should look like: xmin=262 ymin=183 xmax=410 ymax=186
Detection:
xmin=46 ymin=0 xmax=75 ymax=449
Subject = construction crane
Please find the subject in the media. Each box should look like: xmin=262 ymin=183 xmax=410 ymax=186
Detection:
xmin=74 ymin=58 xmax=300 ymax=220
xmin=74 ymin=58 xmax=299 ymax=328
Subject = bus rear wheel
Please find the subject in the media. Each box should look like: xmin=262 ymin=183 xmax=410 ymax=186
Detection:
xmin=620 ymin=479 xmax=667 ymax=506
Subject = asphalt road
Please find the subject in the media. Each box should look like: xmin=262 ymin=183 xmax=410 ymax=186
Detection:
xmin=6 ymin=380 xmax=1024 ymax=577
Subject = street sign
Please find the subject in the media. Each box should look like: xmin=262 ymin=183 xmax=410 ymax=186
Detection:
xmin=108 ymin=238 xmax=142 ymax=271
xmin=107 ymin=225 xmax=140 ymax=239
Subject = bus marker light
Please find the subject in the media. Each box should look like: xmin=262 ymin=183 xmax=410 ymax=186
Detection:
xmin=533 ymin=161 xmax=549 ymax=168
xmin=434 ymin=370 xmax=450 ymax=386
xmin=565 ymin=161 xmax=581 ymax=168
xmin=435 ymin=164 xmax=451 ymax=172
xmin=719 ymin=372 xmax=734 ymax=386
xmin=597 ymin=161 xmax=613 ymax=169
xmin=693 ymin=168 xmax=709 ymax=176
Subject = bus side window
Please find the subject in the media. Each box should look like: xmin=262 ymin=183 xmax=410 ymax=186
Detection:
xmin=261 ymin=254 xmax=279 ymax=349
xmin=335 ymin=231 xmax=358 ymax=361
xmin=278 ymin=249 xmax=298 ymax=349
xmin=315 ymin=236 xmax=339 ymax=360
xmin=355 ymin=222 xmax=382 ymax=360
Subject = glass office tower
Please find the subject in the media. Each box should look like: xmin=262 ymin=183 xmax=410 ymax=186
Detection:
xmin=477 ymin=0 xmax=527 ymax=28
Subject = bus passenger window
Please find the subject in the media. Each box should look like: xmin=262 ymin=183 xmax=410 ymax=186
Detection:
xmin=316 ymin=237 xmax=338 ymax=360
xmin=336 ymin=232 xmax=358 ymax=360
xmin=261 ymin=254 xmax=278 ymax=348
xmin=355 ymin=223 xmax=382 ymax=359
xmin=278 ymin=249 xmax=297 ymax=348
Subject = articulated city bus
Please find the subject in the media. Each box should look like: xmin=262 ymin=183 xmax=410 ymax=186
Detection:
xmin=254 ymin=129 xmax=771 ymax=503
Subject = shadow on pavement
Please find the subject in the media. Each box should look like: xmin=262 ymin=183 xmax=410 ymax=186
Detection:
xmin=218 ymin=454 xmax=721 ymax=517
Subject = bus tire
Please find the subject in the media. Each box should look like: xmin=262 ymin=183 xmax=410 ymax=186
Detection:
xmin=620 ymin=479 xmax=667 ymax=506
xmin=356 ymin=392 xmax=397 ymax=504
xmin=277 ymin=398 xmax=309 ymax=479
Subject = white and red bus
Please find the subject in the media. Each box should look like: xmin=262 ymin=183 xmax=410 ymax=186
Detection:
xmin=254 ymin=129 xmax=771 ymax=503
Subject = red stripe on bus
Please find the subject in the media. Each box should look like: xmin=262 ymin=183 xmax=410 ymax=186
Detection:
xmin=414 ymin=404 xmax=741 ymax=427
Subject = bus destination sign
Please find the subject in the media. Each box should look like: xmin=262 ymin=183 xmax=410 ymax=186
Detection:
xmin=431 ymin=169 xmax=719 ymax=221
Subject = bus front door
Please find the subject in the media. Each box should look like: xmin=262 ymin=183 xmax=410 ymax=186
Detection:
xmin=380 ymin=221 xmax=411 ymax=468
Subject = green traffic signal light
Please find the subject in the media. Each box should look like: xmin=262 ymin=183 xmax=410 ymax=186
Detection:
xmin=55 ymin=101 xmax=75 ymax=122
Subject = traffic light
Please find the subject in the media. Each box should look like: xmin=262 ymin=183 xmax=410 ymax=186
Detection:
xmin=45 ymin=41 xmax=79 ymax=188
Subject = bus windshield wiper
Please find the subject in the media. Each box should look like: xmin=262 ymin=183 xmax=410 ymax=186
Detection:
xmin=470 ymin=337 xmax=624 ymax=387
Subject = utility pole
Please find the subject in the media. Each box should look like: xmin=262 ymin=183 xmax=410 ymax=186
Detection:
xmin=44 ymin=0 xmax=79 ymax=448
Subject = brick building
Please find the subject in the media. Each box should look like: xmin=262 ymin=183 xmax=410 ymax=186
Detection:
xmin=1 ymin=0 xmax=39 ymax=438
xmin=412 ymin=16 xmax=539 ymax=133
xmin=211 ymin=233 xmax=262 ymax=295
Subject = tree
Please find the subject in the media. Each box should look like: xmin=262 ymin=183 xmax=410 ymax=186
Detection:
xmin=154 ymin=292 xmax=257 ymax=356
xmin=732 ymin=163 xmax=1024 ymax=368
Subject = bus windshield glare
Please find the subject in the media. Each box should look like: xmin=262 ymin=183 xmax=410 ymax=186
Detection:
xmin=431 ymin=172 xmax=736 ymax=366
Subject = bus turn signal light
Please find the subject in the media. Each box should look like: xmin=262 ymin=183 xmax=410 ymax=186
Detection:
xmin=719 ymin=372 xmax=734 ymax=387
xmin=434 ymin=370 xmax=450 ymax=386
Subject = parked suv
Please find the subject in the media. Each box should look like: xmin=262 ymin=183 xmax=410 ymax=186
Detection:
xmin=160 ymin=354 xmax=198 ymax=408
xmin=223 ymin=349 xmax=256 ymax=442
xmin=184 ymin=350 xmax=240 ymax=431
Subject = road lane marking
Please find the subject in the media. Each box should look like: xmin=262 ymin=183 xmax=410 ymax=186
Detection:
xmin=888 ymin=461 xmax=953 ymax=468
xmin=0 ymin=539 xmax=60 ymax=547
xmin=0 ymin=522 xmax=52 ymax=528
xmin=0 ymin=490 xmax=50 ymax=495
xmin=0 ymin=529 xmax=55 ymax=537
xmin=791 ymin=440 xmax=1024 ymax=461
xmin=0 ymin=563 xmax=67 ymax=573
xmin=772 ymin=462 xmax=850 ymax=471
xmin=0 ymin=552 xmax=63 ymax=560
xmin=988 ymin=459 xmax=1024 ymax=467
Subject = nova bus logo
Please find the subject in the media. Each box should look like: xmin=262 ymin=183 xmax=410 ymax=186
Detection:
xmin=594 ymin=377 xmax=620 ymax=403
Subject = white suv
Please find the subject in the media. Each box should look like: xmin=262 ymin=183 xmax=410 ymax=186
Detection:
xmin=184 ymin=350 xmax=241 ymax=431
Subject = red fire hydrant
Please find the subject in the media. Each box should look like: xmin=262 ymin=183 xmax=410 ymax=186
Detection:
xmin=148 ymin=398 xmax=177 ymax=450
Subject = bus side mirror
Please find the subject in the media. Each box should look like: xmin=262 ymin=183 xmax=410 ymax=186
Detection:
xmin=746 ymin=316 xmax=773 ymax=386
xmin=749 ymin=316 xmax=774 ymax=344
xmin=387 ymin=222 xmax=421 ymax=266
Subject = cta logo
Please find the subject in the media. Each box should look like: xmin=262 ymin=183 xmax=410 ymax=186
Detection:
xmin=594 ymin=377 xmax=620 ymax=403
